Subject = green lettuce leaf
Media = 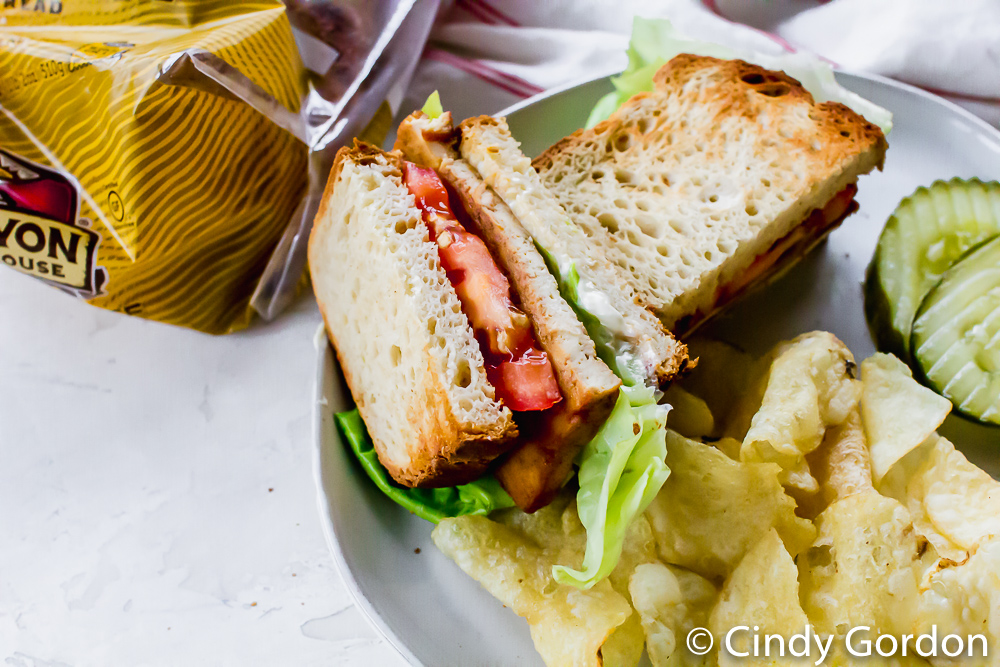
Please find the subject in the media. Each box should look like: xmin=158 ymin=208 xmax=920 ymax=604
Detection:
xmin=421 ymin=90 xmax=444 ymax=119
xmin=553 ymin=384 xmax=671 ymax=589
xmin=335 ymin=409 xmax=515 ymax=523
xmin=586 ymin=17 xmax=893 ymax=135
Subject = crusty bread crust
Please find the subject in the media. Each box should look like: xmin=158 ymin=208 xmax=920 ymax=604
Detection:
xmin=309 ymin=141 xmax=517 ymax=488
xmin=393 ymin=111 xmax=459 ymax=171
xmin=533 ymin=55 xmax=888 ymax=331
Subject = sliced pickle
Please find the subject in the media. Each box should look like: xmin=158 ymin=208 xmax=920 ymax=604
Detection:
xmin=911 ymin=235 xmax=1000 ymax=425
xmin=865 ymin=178 xmax=1000 ymax=361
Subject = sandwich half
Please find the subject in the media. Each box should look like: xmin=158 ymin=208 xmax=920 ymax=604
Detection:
xmin=400 ymin=112 xmax=689 ymax=387
xmin=312 ymin=128 xmax=682 ymax=509
xmin=310 ymin=143 xmax=520 ymax=487
xmin=394 ymin=110 xmax=689 ymax=510
xmin=529 ymin=54 xmax=889 ymax=334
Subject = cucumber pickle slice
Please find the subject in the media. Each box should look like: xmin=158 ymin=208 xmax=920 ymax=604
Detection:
xmin=865 ymin=178 xmax=1000 ymax=361
xmin=911 ymin=235 xmax=1000 ymax=425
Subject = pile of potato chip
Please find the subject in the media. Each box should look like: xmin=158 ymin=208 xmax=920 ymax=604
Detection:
xmin=432 ymin=331 xmax=1000 ymax=667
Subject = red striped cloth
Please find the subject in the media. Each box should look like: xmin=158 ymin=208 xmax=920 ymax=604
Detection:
xmin=399 ymin=0 xmax=1000 ymax=126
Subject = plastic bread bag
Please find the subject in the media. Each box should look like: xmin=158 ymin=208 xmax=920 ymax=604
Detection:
xmin=252 ymin=0 xmax=439 ymax=322
xmin=0 ymin=0 xmax=437 ymax=334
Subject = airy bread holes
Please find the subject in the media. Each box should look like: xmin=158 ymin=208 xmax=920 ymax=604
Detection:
xmin=741 ymin=73 xmax=766 ymax=85
xmin=390 ymin=345 xmax=401 ymax=367
xmin=456 ymin=360 xmax=472 ymax=388
xmin=758 ymin=83 xmax=790 ymax=97
xmin=636 ymin=214 xmax=659 ymax=238
xmin=598 ymin=212 xmax=620 ymax=233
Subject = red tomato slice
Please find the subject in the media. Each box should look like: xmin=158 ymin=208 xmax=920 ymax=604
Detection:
xmin=820 ymin=183 xmax=858 ymax=225
xmin=444 ymin=233 xmax=516 ymax=353
xmin=489 ymin=353 xmax=563 ymax=412
xmin=402 ymin=161 xmax=562 ymax=412
xmin=402 ymin=163 xmax=451 ymax=215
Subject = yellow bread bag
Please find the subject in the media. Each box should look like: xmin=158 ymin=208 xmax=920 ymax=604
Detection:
xmin=0 ymin=0 xmax=308 ymax=333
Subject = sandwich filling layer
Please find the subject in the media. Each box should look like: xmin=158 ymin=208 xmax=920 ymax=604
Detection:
xmin=676 ymin=184 xmax=858 ymax=335
xmin=402 ymin=161 xmax=562 ymax=412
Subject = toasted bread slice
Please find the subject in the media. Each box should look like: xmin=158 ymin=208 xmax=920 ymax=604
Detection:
xmin=396 ymin=112 xmax=621 ymax=511
xmin=309 ymin=142 xmax=517 ymax=488
xmin=458 ymin=115 xmax=689 ymax=386
xmin=532 ymin=55 xmax=888 ymax=332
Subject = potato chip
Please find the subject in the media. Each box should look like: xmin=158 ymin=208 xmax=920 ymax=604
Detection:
xmin=495 ymin=492 xmax=575 ymax=549
xmin=860 ymin=354 xmax=951 ymax=483
xmin=663 ymin=385 xmax=715 ymax=440
xmin=915 ymin=537 xmax=1000 ymax=662
xmin=629 ymin=562 xmax=717 ymax=667
xmin=804 ymin=409 xmax=874 ymax=517
xmin=435 ymin=493 xmax=656 ymax=667
xmin=798 ymin=492 xmax=924 ymax=640
xmin=919 ymin=439 xmax=1000 ymax=551
xmin=878 ymin=437 xmax=968 ymax=562
xmin=645 ymin=430 xmax=815 ymax=579
xmin=676 ymin=339 xmax=759 ymax=439
xmin=433 ymin=513 xmax=632 ymax=667
xmin=742 ymin=332 xmax=861 ymax=494
xmin=709 ymin=529 xmax=811 ymax=666
xmin=779 ymin=460 xmax=821 ymax=496
xmin=602 ymin=511 xmax=659 ymax=667
xmin=882 ymin=435 xmax=1000 ymax=560
xmin=600 ymin=612 xmax=647 ymax=667
xmin=712 ymin=437 xmax=743 ymax=461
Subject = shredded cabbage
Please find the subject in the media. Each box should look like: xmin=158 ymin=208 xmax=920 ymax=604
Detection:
xmin=335 ymin=410 xmax=515 ymax=523
xmin=553 ymin=385 xmax=671 ymax=589
xmin=535 ymin=245 xmax=672 ymax=588
xmin=586 ymin=17 xmax=892 ymax=135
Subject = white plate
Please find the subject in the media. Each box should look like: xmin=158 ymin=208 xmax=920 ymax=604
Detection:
xmin=314 ymin=72 xmax=1000 ymax=667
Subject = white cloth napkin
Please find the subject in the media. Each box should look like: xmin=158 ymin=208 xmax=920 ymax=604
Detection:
xmin=400 ymin=0 xmax=1000 ymax=126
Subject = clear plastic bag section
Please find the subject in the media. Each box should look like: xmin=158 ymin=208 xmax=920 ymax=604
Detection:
xmin=0 ymin=0 xmax=437 ymax=334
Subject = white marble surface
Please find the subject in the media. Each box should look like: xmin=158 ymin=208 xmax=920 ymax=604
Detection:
xmin=0 ymin=268 xmax=405 ymax=665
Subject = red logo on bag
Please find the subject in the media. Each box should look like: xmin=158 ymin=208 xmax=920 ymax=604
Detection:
xmin=0 ymin=149 xmax=106 ymax=296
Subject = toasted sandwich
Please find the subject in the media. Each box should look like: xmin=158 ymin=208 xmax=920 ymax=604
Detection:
xmin=529 ymin=54 xmax=888 ymax=334
xmin=310 ymin=114 xmax=687 ymax=510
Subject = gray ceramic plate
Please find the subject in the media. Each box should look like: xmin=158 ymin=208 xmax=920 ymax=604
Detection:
xmin=314 ymin=71 xmax=1000 ymax=667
